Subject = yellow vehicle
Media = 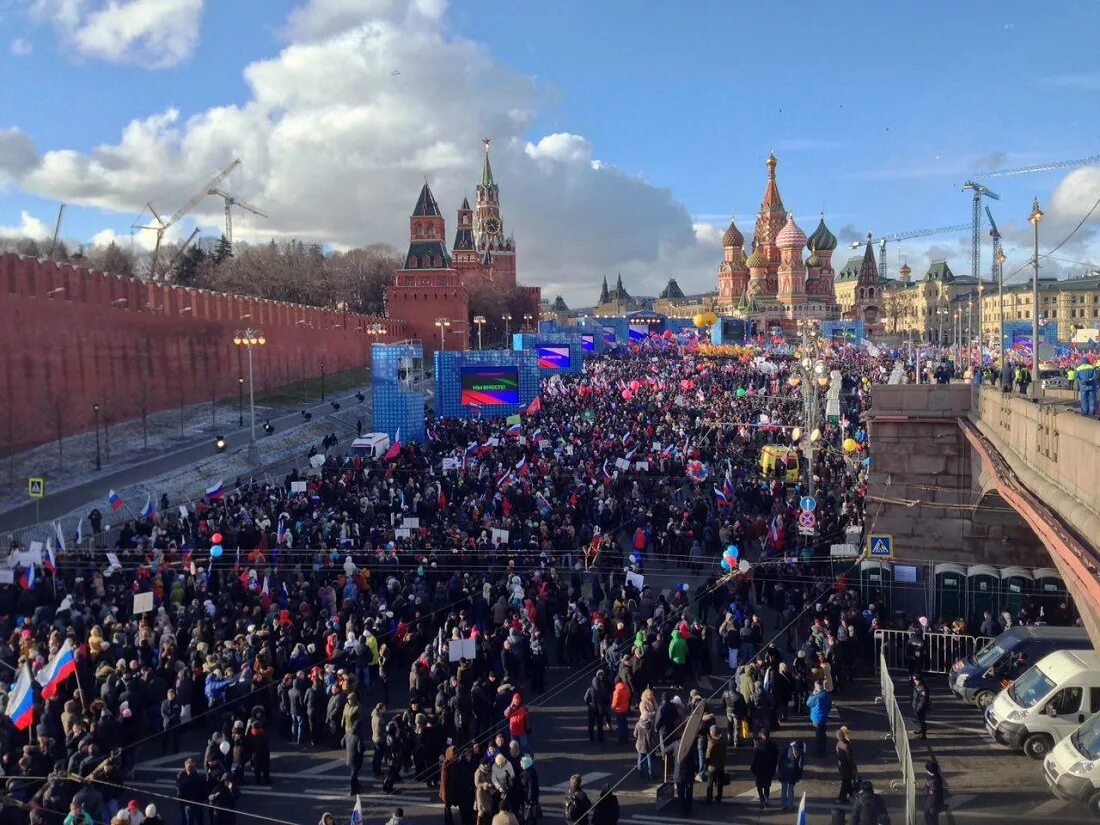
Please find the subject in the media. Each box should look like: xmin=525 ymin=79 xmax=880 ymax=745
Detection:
xmin=759 ymin=445 xmax=801 ymax=482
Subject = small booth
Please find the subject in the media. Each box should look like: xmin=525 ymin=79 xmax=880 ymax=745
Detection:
xmin=1000 ymin=566 xmax=1035 ymax=618
xmin=934 ymin=563 xmax=967 ymax=622
xmin=1033 ymin=567 xmax=1067 ymax=617
xmin=858 ymin=559 xmax=894 ymax=616
xmin=967 ymin=564 xmax=1001 ymax=619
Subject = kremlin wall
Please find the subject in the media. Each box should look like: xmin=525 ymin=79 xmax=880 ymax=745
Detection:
xmin=0 ymin=252 xmax=403 ymax=453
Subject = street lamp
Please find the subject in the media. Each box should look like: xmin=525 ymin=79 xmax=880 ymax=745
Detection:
xmin=237 ymin=377 xmax=244 ymax=427
xmin=977 ymin=281 xmax=985 ymax=363
xmin=502 ymin=313 xmax=513 ymax=340
xmin=233 ymin=328 xmax=266 ymax=463
xmin=795 ymin=319 xmax=822 ymax=498
xmin=522 ymin=312 xmax=534 ymax=332
xmin=92 ymin=403 xmax=101 ymax=471
xmin=1029 ymin=198 xmax=1044 ymax=399
xmin=996 ymin=249 xmax=1007 ymax=365
xmin=967 ymin=296 xmax=974 ymax=369
xmin=954 ymin=309 xmax=961 ymax=366
xmin=434 ymin=317 xmax=452 ymax=352
xmin=473 ymin=315 xmax=486 ymax=350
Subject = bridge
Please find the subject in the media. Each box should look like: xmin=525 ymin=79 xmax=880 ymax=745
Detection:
xmin=866 ymin=384 xmax=1100 ymax=644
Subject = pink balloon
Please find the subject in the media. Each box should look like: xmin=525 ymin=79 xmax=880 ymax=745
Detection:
xmin=629 ymin=380 xmax=641 ymax=391
xmin=621 ymin=389 xmax=633 ymax=400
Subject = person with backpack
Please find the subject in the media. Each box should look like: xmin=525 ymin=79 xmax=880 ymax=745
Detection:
xmin=850 ymin=780 xmax=891 ymax=825
xmin=722 ymin=684 xmax=749 ymax=748
xmin=776 ymin=740 xmax=805 ymax=812
xmin=564 ymin=774 xmax=592 ymax=825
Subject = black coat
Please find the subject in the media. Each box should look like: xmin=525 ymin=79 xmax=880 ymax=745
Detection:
xmin=749 ymin=739 xmax=779 ymax=782
xmin=850 ymin=788 xmax=891 ymax=825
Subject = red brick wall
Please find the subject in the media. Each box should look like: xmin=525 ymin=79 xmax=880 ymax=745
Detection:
xmin=386 ymin=270 xmax=469 ymax=361
xmin=0 ymin=253 xmax=405 ymax=452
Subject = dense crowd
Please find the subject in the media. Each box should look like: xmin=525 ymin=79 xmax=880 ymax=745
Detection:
xmin=0 ymin=335 xmax=969 ymax=825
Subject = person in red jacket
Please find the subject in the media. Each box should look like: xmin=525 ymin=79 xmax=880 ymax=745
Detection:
xmin=505 ymin=692 xmax=532 ymax=753
xmin=611 ymin=677 xmax=632 ymax=744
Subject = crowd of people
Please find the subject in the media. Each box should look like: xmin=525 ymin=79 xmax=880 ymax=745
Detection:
xmin=0 ymin=333 xmax=1031 ymax=825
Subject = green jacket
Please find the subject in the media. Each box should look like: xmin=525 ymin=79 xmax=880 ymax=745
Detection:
xmin=668 ymin=634 xmax=688 ymax=665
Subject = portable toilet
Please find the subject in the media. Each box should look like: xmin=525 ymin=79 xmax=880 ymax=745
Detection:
xmin=966 ymin=564 xmax=1001 ymax=619
xmin=1033 ymin=567 xmax=1067 ymax=617
xmin=934 ymin=563 xmax=967 ymax=622
xmin=859 ymin=559 xmax=894 ymax=615
xmin=1000 ymin=566 xmax=1035 ymax=618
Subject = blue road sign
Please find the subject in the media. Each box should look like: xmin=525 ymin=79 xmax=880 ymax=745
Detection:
xmin=800 ymin=496 xmax=816 ymax=513
xmin=868 ymin=534 xmax=893 ymax=559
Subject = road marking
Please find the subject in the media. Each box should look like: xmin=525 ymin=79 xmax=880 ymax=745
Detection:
xmin=142 ymin=778 xmax=434 ymax=807
xmin=547 ymin=771 xmax=611 ymax=792
xmin=136 ymin=766 xmax=345 ymax=781
xmin=301 ymin=758 xmax=347 ymax=775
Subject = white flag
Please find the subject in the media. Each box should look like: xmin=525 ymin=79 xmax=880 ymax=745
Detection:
xmin=54 ymin=521 xmax=65 ymax=552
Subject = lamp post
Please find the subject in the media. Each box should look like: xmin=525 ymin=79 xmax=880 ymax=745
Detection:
xmin=502 ymin=313 xmax=512 ymax=341
xmin=796 ymin=319 xmax=823 ymax=499
xmin=237 ymin=378 xmax=244 ymax=427
xmin=977 ymin=281 xmax=985 ymax=365
xmin=996 ymin=249 xmax=1007 ymax=365
xmin=954 ymin=309 xmax=960 ymax=366
xmin=93 ymin=403 xmax=101 ymax=471
xmin=522 ymin=312 xmax=534 ymax=332
xmin=233 ymin=328 xmax=266 ymax=463
xmin=473 ymin=315 xmax=486 ymax=350
xmin=967 ymin=296 xmax=974 ymax=369
xmin=1029 ymin=198 xmax=1044 ymax=399
xmin=937 ymin=306 xmax=948 ymax=348
xmin=434 ymin=317 xmax=452 ymax=352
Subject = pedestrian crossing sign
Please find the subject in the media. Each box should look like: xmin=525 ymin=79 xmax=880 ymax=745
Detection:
xmin=28 ymin=477 xmax=44 ymax=499
xmin=868 ymin=533 xmax=893 ymax=559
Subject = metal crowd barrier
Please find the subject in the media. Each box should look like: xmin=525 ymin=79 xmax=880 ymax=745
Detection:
xmin=878 ymin=651 xmax=917 ymax=825
xmin=875 ymin=628 xmax=994 ymax=674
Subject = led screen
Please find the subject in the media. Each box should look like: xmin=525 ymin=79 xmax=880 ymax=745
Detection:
xmin=581 ymin=334 xmax=595 ymax=352
xmin=603 ymin=327 xmax=616 ymax=344
xmin=628 ymin=323 xmax=649 ymax=341
xmin=537 ymin=346 xmax=571 ymax=369
xmin=460 ymin=366 xmax=520 ymax=405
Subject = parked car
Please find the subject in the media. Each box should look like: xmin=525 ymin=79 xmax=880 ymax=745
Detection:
xmin=1044 ymin=710 xmax=1100 ymax=818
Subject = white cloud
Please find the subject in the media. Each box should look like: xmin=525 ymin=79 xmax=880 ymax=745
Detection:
xmin=0 ymin=127 xmax=39 ymax=189
xmin=0 ymin=210 xmax=51 ymax=240
xmin=29 ymin=0 xmax=204 ymax=68
xmin=7 ymin=0 xmax=723 ymax=303
xmin=10 ymin=38 xmax=34 ymax=56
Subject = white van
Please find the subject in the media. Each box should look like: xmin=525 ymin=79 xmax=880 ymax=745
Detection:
xmin=350 ymin=433 xmax=391 ymax=460
xmin=1044 ymin=710 xmax=1100 ymax=817
xmin=985 ymin=650 xmax=1100 ymax=759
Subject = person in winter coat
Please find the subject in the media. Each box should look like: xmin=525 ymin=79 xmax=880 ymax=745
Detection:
xmin=674 ymin=742 xmax=698 ymax=816
xmin=703 ymin=724 xmax=727 ymax=804
xmin=610 ymin=678 xmax=631 ymax=744
xmin=491 ymin=800 xmax=519 ymax=825
xmin=584 ymin=672 xmax=612 ymax=743
xmin=475 ymin=763 xmax=496 ymax=825
xmin=518 ymin=754 xmax=540 ymax=825
xmin=633 ymin=714 xmax=657 ymax=779
xmin=912 ymin=675 xmax=930 ymax=740
xmin=207 ymin=774 xmax=239 ymax=825
xmin=590 ymin=785 xmax=619 ymax=825
xmin=836 ymin=726 xmax=859 ymax=803
xmin=505 ymin=693 xmax=532 ymax=752
xmin=141 ymin=805 xmax=164 ymax=825
xmin=923 ymin=760 xmax=945 ymax=825
xmin=776 ymin=741 xmax=805 ymax=811
xmin=749 ymin=730 xmax=779 ymax=810
xmin=441 ymin=747 xmax=462 ymax=825
xmin=564 ymin=774 xmax=592 ymax=825
xmin=806 ymin=681 xmax=832 ymax=757
xmin=850 ymin=780 xmax=891 ymax=825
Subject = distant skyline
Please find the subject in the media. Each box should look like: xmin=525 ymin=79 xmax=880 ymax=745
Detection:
xmin=0 ymin=0 xmax=1098 ymax=304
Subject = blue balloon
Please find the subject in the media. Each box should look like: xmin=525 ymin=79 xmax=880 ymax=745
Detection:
xmin=720 ymin=559 xmax=731 ymax=571
xmin=210 ymin=544 xmax=223 ymax=558
xmin=726 ymin=545 xmax=740 ymax=559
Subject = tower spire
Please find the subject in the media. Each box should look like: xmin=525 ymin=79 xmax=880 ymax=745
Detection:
xmin=481 ymin=137 xmax=494 ymax=188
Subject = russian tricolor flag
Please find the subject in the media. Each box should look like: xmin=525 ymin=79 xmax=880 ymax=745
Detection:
xmin=205 ymin=481 xmax=225 ymax=500
xmin=19 ymin=564 xmax=34 ymax=592
xmin=141 ymin=496 xmax=156 ymax=519
xmin=6 ymin=666 xmax=34 ymax=731
xmin=713 ymin=485 xmax=729 ymax=506
xmin=43 ymin=538 xmax=56 ymax=573
xmin=514 ymin=456 xmax=528 ymax=475
xmin=107 ymin=489 xmax=124 ymax=511
xmin=36 ymin=639 xmax=76 ymax=699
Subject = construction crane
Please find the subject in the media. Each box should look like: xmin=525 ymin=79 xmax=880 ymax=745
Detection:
xmin=975 ymin=153 xmax=1100 ymax=180
xmin=985 ymin=205 xmax=1003 ymax=281
xmin=850 ymin=223 xmax=971 ymax=281
xmin=138 ymin=158 xmax=241 ymax=280
xmin=207 ymin=188 xmax=266 ymax=249
xmin=961 ymin=181 xmax=1000 ymax=285
xmin=47 ymin=203 xmax=65 ymax=260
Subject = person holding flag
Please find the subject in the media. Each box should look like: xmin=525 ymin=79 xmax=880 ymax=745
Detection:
xmin=37 ymin=639 xmax=76 ymax=699
xmin=6 ymin=665 xmax=34 ymax=731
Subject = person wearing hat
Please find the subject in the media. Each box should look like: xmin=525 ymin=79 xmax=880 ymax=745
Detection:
xmin=849 ymin=779 xmax=891 ymax=824
xmin=923 ymin=760 xmax=945 ymax=824
xmin=207 ymin=774 xmax=238 ymax=825
xmin=1077 ymin=360 xmax=1097 ymax=416
xmin=911 ymin=674 xmax=930 ymax=740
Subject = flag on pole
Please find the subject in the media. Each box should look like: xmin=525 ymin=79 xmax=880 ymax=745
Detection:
xmin=514 ymin=456 xmax=528 ymax=475
xmin=36 ymin=639 xmax=76 ymax=699
xmin=205 ymin=481 xmax=224 ymax=500
xmin=525 ymin=395 xmax=542 ymax=415
xmin=349 ymin=794 xmax=362 ymax=825
xmin=261 ymin=576 xmax=269 ymax=597
xmin=713 ymin=485 xmax=729 ymax=506
xmin=6 ymin=665 xmax=34 ymax=731
xmin=54 ymin=521 xmax=65 ymax=553
xmin=107 ymin=489 xmax=124 ymax=511
xmin=74 ymin=519 xmax=82 ymax=546
xmin=43 ymin=537 xmax=56 ymax=573
xmin=383 ymin=428 xmax=402 ymax=461
xmin=141 ymin=496 xmax=156 ymax=518
xmin=796 ymin=792 xmax=807 ymax=825
xmin=19 ymin=563 xmax=34 ymax=592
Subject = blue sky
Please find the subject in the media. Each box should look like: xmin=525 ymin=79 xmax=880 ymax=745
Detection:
xmin=1 ymin=0 xmax=1098 ymax=303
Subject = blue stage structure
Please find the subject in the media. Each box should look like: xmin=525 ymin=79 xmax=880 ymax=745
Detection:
xmin=711 ymin=317 xmax=751 ymax=344
xmin=822 ymin=321 xmax=865 ymax=343
xmin=435 ymin=349 xmax=540 ymax=421
xmin=512 ymin=332 xmax=585 ymax=375
xmin=1003 ymin=320 xmax=1057 ymax=352
xmin=371 ymin=342 xmax=427 ymax=443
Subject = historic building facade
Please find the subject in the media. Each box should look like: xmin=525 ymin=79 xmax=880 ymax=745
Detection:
xmin=714 ymin=152 xmax=840 ymax=330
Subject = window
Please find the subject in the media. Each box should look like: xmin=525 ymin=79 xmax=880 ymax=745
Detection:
xmin=1047 ymin=686 xmax=1083 ymax=716
xmin=407 ymin=256 xmax=417 ymax=268
xmin=1089 ymin=687 xmax=1100 ymax=713
xmin=869 ymin=287 xmax=876 ymax=298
